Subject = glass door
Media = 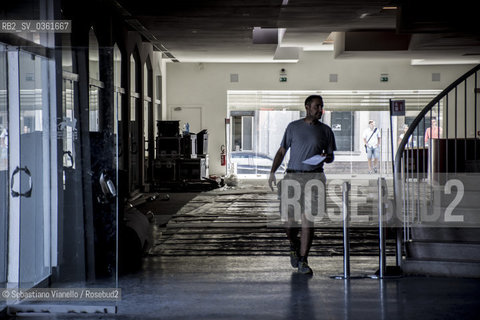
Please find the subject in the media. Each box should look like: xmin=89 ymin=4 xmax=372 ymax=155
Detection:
xmin=0 ymin=44 xmax=8 ymax=307
xmin=5 ymin=47 xmax=52 ymax=290
xmin=2 ymin=43 xmax=118 ymax=314
xmin=19 ymin=49 xmax=52 ymax=287
xmin=331 ymin=111 xmax=354 ymax=151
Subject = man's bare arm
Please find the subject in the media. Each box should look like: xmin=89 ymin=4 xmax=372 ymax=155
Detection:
xmin=268 ymin=147 xmax=286 ymax=190
xmin=271 ymin=147 xmax=286 ymax=174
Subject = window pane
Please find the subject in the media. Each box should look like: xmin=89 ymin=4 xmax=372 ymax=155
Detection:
xmin=88 ymin=29 xmax=100 ymax=132
xmin=242 ymin=116 xmax=253 ymax=151
xmin=331 ymin=111 xmax=354 ymax=151
xmin=144 ymin=64 xmax=148 ymax=96
xmin=130 ymin=55 xmax=136 ymax=93
xmin=113 ymin=45 xmax=122 ymax=135
xmin=88 ymin=28 xmax=100 ymax=81
xmin=232 ymin=116 xmax=242 ymax=151
xmin=62 ymin=34 xmax=73 ymax=73
xmin=113 ymin=45 xmax=121 ymax=88
xmin=144 ymin=100 xmax=149 ymax=158
xmin=130 ymin=55 xmax=137 ymax=122
xmin=89 ymin=86 xmax=100 ymax=132
xmin=130 ymin=96 xmax=136 ymax=121
xmin=62 ymin=79 xmax=76 ymax=168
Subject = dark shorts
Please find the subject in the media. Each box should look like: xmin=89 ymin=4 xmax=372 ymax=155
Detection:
xmin=277 ymin=172 xmax=327 ymax=225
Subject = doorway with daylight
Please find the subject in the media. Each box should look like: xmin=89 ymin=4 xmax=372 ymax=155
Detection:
xmin=226 ymin=90 xmax=441 ymax=178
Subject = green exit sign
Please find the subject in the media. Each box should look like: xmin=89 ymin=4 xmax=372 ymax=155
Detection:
xmin=380 ymin=73 xmax=389 ymax=82
xmin=280 ymin=77 xmax=287 ymax=82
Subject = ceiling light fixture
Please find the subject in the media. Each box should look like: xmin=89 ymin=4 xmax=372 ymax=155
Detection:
xmin=411 ymin=59 xmax=480 ymax=65
xmin=360 ymin=13 xmax=368 ymax=19
xmin=382 ymin=6 xmax=398 ymax=9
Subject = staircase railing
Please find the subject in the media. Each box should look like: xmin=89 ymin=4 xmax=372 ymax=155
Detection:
xmin=394 ymin=64 xmax=480 ymax=257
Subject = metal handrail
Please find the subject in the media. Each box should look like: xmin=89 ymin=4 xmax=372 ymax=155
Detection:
xmin=393 ymin=63 xmax=480 ymax=261
xmin=395 ymin=64 xmax=480 ymax=171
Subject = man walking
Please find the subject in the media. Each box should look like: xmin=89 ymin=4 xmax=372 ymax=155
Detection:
xmin=363 ymin=120 xmax=381 ymax=173
xmin=269 ymin=95 xmax=336 ymax=275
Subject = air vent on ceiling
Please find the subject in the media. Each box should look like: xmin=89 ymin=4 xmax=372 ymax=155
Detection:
xmin=230 ymin=74 xmax=239 ymax=83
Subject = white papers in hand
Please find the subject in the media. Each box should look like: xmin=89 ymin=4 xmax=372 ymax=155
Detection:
xmin=302 ymin=154 xmax=326 ymax=165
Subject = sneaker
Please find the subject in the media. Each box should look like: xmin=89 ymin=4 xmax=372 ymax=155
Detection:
xmin=373 ymin=167 xmax=378 ymax=173
xmin=289 ymin=240 xmax=300 ymax=268
xmin=368 ymin=170 xmax=373 ymax=174
xmin=297 ymin=257 xmax=313 ymax=275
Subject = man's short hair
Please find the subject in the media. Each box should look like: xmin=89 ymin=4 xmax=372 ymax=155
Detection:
xmin=305 ymin=95 xmax=323 ymax=107
xmin=369 ymin=120 xmax=375 ymax=124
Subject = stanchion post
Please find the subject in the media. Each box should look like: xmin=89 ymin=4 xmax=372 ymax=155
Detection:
xmin=378 ymin=177 xmax=386 ymax=279
xmin=342 ymin=181 xmax=351 ymax=279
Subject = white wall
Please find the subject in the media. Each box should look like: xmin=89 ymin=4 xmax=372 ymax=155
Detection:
xmin=152 ymin=52 xmax=168 ymax=139
xmin=166 ymin=51 xmax=474 ymax=175
xmin=161 ymin=57 xmax=168 ymax=120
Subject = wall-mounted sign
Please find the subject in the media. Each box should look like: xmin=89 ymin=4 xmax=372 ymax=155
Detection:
xmin=390 ymin=99 xmax=406 ymax=116
xmin=332 ymin=124 xmax=342 ymax=131
xmin=380 ymin=73 xmax=389 ymax=82
xmin=280 ymin=68 xmax=287 ymax=82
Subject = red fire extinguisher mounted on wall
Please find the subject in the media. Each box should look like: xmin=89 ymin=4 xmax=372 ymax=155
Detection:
xmin=220 ymin=145 xmax=226 ymax=166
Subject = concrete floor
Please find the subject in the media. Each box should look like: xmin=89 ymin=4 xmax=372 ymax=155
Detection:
xmin=118 ymin=257 xmax=480 ymax=320
xmin=7 ymin=179 xmax=480 ymax=319
xmin=10 ymin=255 xmax=480 ymax=319
xmin=118 ymin=255 xmax=480 ymax=320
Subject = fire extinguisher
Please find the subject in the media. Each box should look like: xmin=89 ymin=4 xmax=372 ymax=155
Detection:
xmin=220 ymin=145 xmax=226 ymax=166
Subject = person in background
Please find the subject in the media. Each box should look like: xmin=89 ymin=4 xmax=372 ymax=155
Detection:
xmin=0 ymin=127 xmax=7 ymax=147
xmin=363 ymin=120 xmax=381 ymax=173
xmin=424 ymin=117 xmax=442 ymax=146
xmin=399 ymin=123 xmax=414 ymax=147
xmin=0 ymin=127 xmax=8 ymax=170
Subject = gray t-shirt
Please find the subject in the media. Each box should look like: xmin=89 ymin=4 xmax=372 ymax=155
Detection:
xmin=280 ymin=119 xmax=337 ymax=171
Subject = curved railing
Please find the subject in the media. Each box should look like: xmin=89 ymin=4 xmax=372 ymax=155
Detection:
xmin=393 ymin=64 xmax=480 ymax=254
xmin=395 ymin=64 xmax=480 ymax=171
